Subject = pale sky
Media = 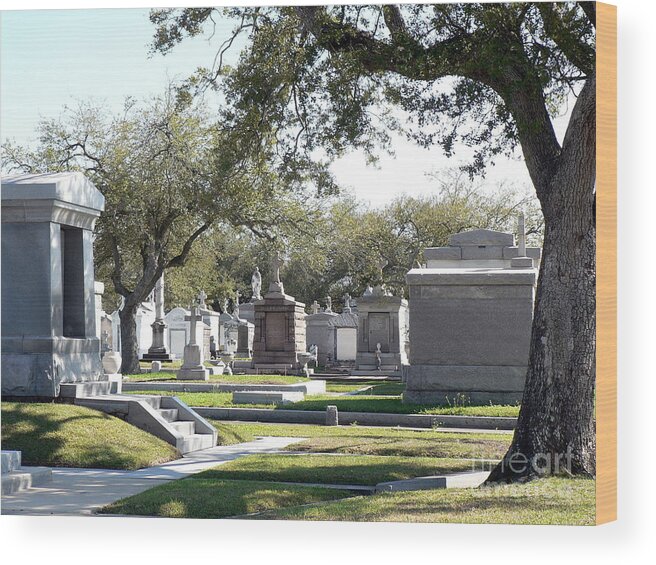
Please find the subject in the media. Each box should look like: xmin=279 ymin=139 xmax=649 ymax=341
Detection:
xmin=0 ymin=6 xmax=572 ymax=208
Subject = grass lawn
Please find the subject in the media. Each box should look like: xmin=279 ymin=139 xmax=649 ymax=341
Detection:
xmin=211 ymin=421 xmax=511 ymax=458
xmin=1 ymin=402 xmax=178 ymax=470
xmin=256 ymin=477 xmax=595 ymax=525
xmin=99 ymin=478 xmax=350 ymax=519
xmin=198 ymin=454 xmax=475 ymax=486
xmin=131 ymin=390 xmax=519 ymax=417
xmin=124 ymin=372 xmax=310 ymax=385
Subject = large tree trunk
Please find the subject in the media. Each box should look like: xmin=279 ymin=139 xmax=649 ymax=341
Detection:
xmin=119 ymin=302 xmax=141 ymax=375
xmin=487 ymin=117 xmax=596 ymax=482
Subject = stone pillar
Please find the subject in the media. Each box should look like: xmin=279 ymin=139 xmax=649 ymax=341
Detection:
xmin=1 ymin=172 xmax=105 ymax=398
xmin=143 ymin=274 xmax=175 ymax=361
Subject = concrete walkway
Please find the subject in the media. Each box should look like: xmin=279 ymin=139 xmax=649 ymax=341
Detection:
xmin=0 ymin=437 xmax=301 ymax=516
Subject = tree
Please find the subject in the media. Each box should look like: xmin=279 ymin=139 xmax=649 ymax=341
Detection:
xmin=2 ymin=91 xmax=309 ymax=374
xmin=151 ymin=2 xmax=596 ymax=481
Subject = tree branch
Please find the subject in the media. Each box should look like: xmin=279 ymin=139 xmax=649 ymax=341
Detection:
xmin=537 ymin=3 xmax=595 ymax=75
xmin=166 ymin=223 xmax=211 ymax=268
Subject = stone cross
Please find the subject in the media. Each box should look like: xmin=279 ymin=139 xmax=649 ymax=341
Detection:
xmin=311 ymin=300 xmax=320 ymax=315
xmin=325 ymin=295 xmax=332 ymax=313
xmin=185 ymin=304 xmax=200 ymax=346
xmin=197 ymin=289 xmax=207 ymax=309
xmin=518 ymin=212 xmax=527 ymax=257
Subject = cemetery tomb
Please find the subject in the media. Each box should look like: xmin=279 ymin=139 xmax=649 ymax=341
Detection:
xmin=1 ymin=172 xmax=105 ymax=397
xmin=404 ymin=227 xmax=540 ymax=404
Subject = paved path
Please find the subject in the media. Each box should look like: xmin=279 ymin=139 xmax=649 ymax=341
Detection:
xmin=0 ymin=437 xmax=300 ymax=516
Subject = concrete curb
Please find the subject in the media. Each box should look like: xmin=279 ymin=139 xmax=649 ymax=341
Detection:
xmin=192 ymin=407 xmax=516 ymax=430
xmin=122 ymin=380 xmax=327 ymax=394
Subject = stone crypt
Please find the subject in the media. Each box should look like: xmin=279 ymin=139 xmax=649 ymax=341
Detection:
xmin=403 ymin=220 xmax=540 ymax=404
xmin=252 ymin=252 xmax=307 ymax=371
xmin=1 ymin=172 xmax=105 ymax=397
xmin=354 ymin=260 xmax=409 ymax=375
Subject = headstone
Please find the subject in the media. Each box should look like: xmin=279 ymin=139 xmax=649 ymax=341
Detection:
xmin=403 ymin=226 xmax=541 ymax=404
xmin=164 ymin=306 xmax=210 ymax=359
xmin=176 ymin=304 xmax=209 ymax=381
xmin=142 ymin=274 xmax=175 ymax=361
xmin=1 ymin=172 xmax=105 ymax=397
xmin=151 ymin=360 xmax=162 ymax=372
xmin=252 ymin=252 xmax=307 ymax=371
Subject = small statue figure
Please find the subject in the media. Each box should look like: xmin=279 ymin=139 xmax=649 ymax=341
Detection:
xmin=363 ymin=285 xmax=374 ymax=297
xmin=251 ymin=266 xmax=262 ymax=300
xmin=343 ymin=293 xmax=352 ymax=312
xmin=222 ymin=297 xmax=229 ymax=314
xmin=375 ymin=342 xmax=382 ymax=371
xmin=325 ymin=295 xmax=332 ymax=313
xmin=272 ymin=252 xmax=284 ymax=284
xmin=209 ymin=335 xmax=217 ymax=360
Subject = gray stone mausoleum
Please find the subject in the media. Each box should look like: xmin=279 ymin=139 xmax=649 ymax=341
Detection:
xmin=1 ymin=172 xmax=105 ymax=397
xmin=252 ymin=254 xmax=307 ymax=371
xmin=403 ymin=227 xmax=540 ymax=404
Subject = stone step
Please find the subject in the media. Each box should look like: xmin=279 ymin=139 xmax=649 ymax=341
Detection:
xmin=1 ymin=466 xmax=52 ymax=495
xmin=178 ymin=433 xmax=216 ymax=454
xmin=157 ymin=408 xmax=179 ymax=422
xmin=168 ymin=420 xmax=196 ymax=436
xmin=74 ymin=394 xmax=217 ymax=455
xmin=59 ymin=381 xmax=111 ymax=399
xmin=1 ymin=450 xmax=21 ymax=474
xmin=232 ymin=390 xmax=305 ymax=405
xmin=125 ymin=394 xmax=162 ymax=409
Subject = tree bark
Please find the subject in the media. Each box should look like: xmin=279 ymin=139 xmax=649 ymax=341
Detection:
xmin=119 ymin=302 xmax=141 ymax=375
xmin=487 ymin=80 xmax=597 ymax=482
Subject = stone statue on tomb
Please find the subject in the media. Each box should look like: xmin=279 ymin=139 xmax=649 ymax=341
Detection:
xmin=272 ymin=252 xmax=284 ymax=284
xmin=325 ymin=295 xmax=332 ymax=313
xmin=233 ymin=290 xmax=241 ymax=318
xmin=363 ymin=285 xmax=374 ymax=297
xmin=375 ymin=342 xmax=382 ymax=371
xmin=269 ymin=251 xmax=285 ymax=293
xmin=251 ymin=267 xmax=262 ymax=301
xmin=343 ymin=293 xmax=352 ymax=312
xmin=222 ymin=298 xmax=229 ymax=314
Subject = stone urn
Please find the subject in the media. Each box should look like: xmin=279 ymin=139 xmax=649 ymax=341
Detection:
xmin=102 ymin=351 xmax=122 ymax=375
xmin=219 ymin=353 xmax=235 ymax=375
xmin=297 ymin=352 xmax=315 ymax=377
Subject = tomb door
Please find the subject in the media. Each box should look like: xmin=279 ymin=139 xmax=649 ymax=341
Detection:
xmin=368 ymin=313 xmax=390 ymax=353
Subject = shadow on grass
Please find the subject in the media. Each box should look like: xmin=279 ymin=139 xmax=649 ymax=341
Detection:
xmin=1 ymin=401 xmax=176 ymax=469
